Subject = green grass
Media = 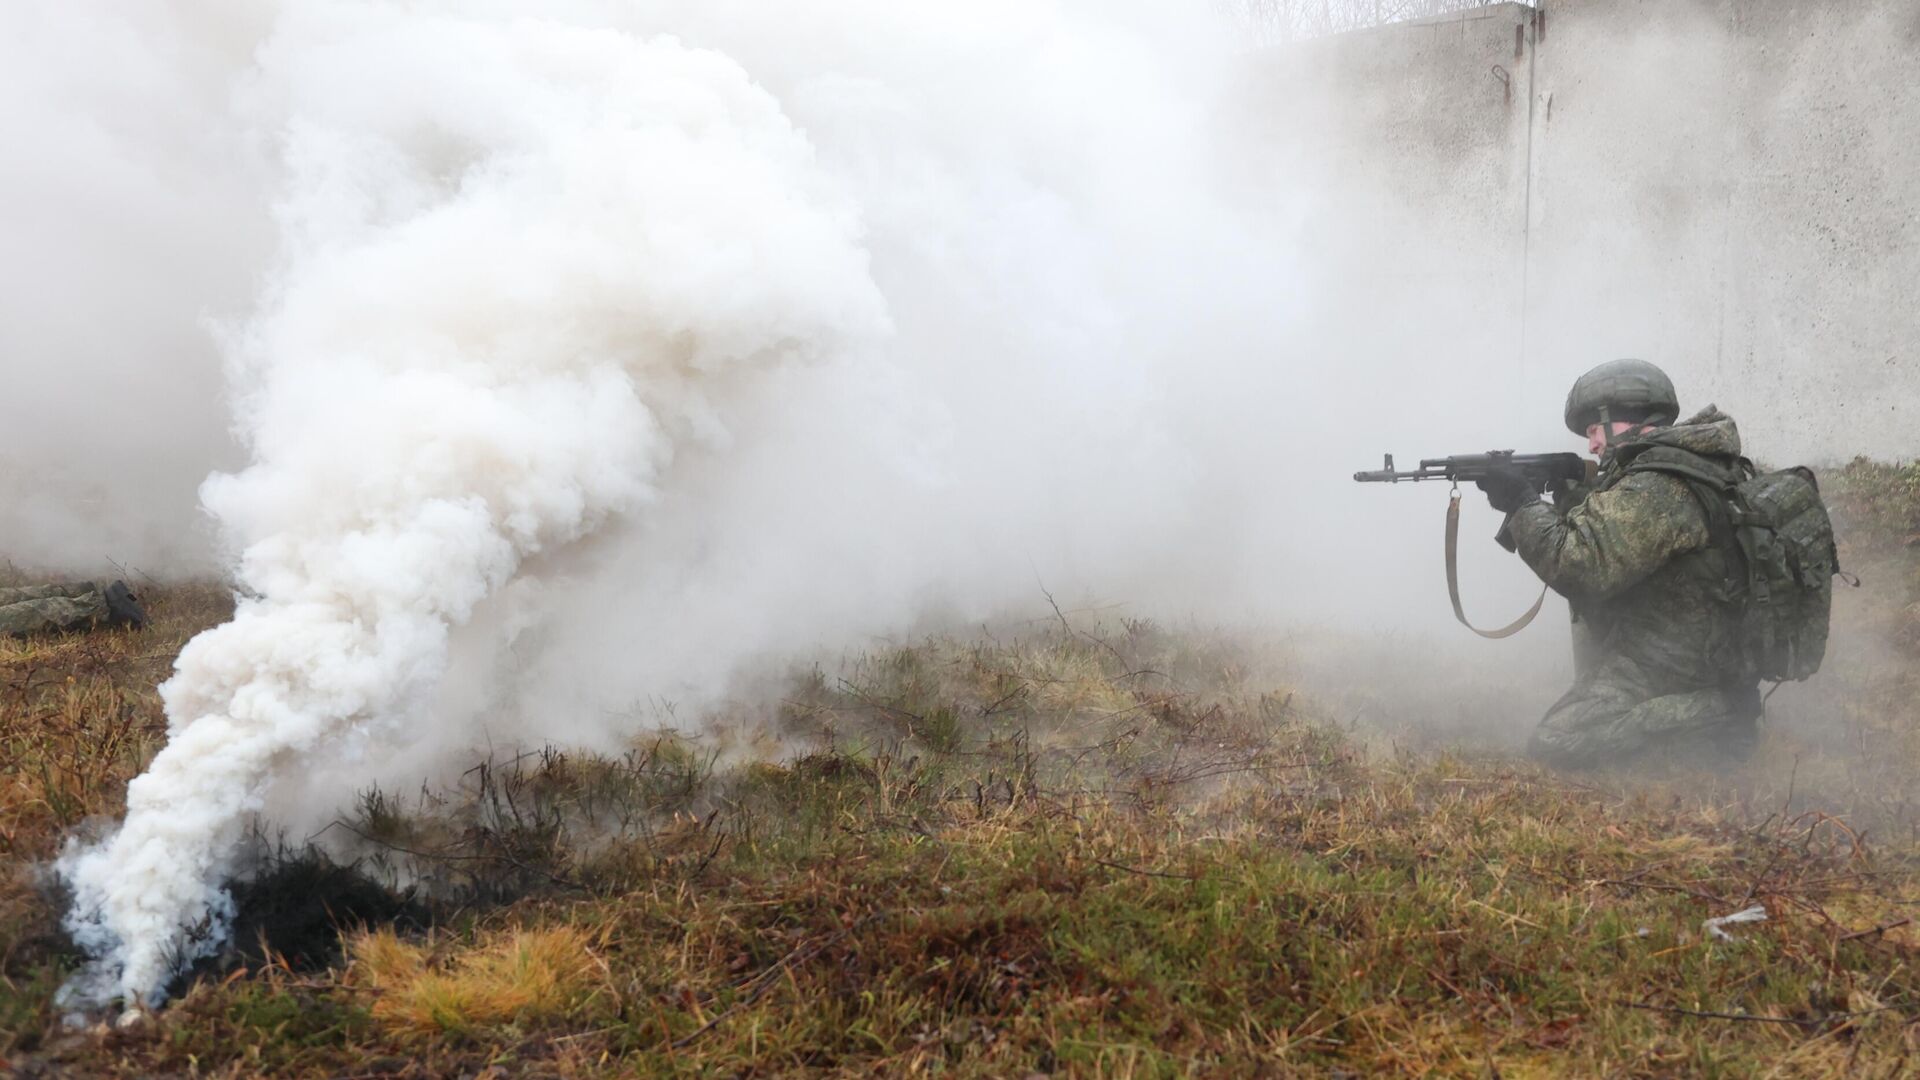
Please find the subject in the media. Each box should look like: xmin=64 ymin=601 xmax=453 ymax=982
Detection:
xmin=0 ymin=459 xmax=1916 ymax=1076
xmin=33 ymin=745 xmax=1920 ymax=1077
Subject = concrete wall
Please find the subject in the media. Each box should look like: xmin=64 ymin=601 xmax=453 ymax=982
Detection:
xmin=1246 ymin=0 xmax=1920 ymax=463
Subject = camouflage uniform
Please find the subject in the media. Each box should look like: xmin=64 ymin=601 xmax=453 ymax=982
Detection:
xmin=1499 ymin=407 xmax=1760 ymax=768
xmin=0 ymin=581 xmax=119 ymax=637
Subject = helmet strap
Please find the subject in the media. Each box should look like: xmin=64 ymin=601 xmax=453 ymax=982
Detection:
xmin=1598 ymin=405 xmax=1613 ymax=450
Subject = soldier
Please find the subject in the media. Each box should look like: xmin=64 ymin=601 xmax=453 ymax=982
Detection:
xmin=0 ymin=580 xmax=148 ymax=638
xmin=1476 ymin=360 xmax=1762 ymax=768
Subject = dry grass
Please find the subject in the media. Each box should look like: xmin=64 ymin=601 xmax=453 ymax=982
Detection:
xmin=0 ymin=459 xmax=1914 ymax=1076
xmin=347 ymin=925 xmax=605 ymax=1038
xmin=0 ymin=578 xmax=233 ymax=1047
xmin=0 ymin=580 xmax=231 ymax=855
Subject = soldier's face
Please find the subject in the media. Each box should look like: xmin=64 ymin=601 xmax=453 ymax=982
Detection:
xmin=1586 ymin=421 xmax=1644 ymax=457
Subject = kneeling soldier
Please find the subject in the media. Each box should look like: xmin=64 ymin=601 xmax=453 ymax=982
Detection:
xmin=1477 ymin=360 xmax=1763 ymax=768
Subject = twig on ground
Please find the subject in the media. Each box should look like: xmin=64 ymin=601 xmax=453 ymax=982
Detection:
xmin=1620 ymin=1000 xmax=1903 ymax=1028
xmin=1574 ymin=874 xmax=1728 ymax=906
xmin=1038 ymin=582 xmax=1133 ymax=670
xmin=1839 ymin=918 xmax=1912 ymax=943
xmin=1736 ymin=844 xmax=1789 ymax=908
xmin=312 ymin=819 xmax=585 ymax=892
xmin=672 ymin=910 xmax=891 ymax=1050
xmin=1090 ymin=856 xmax=1201 ymax=882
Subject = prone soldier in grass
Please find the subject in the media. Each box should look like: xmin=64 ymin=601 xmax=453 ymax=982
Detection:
xmin=0 ymin=579 xmax=147 ymax=638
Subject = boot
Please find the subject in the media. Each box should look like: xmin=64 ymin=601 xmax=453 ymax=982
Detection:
xmin=103 ymin=580 xmax=148 ymax=630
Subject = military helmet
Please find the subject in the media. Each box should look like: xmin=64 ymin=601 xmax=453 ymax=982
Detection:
xmin=1563 ymin=359 xmax=1679 ymax=435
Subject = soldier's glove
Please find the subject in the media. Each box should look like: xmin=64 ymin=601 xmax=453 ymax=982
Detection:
xmin=1475 ymin=466 xmax=1539 ymax=515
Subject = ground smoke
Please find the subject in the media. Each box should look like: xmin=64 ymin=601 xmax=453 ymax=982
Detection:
xmin=50 ymin=0 xmax=1314 ymax=1011
xmin=58 ymin=7 xmax=895 ymax=1009
xmin=27 ymin=0 xmax=1912 ymax=1014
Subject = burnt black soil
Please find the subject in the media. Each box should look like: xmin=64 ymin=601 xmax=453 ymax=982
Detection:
xmin=171 ymin=851 xmax=430 ymax=997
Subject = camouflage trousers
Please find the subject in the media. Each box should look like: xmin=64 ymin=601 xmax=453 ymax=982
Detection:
xmin=0 ymin=582 xmax=111 ymax=638
xmin=1528 ymin=649 xmax=1761 ymax=769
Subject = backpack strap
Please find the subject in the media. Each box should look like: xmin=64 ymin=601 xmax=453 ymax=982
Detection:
xmin=1620 ymin=448 xmax=1753 ymax=601
xmin=1620 ymin=447 xmax=1740 ymax=492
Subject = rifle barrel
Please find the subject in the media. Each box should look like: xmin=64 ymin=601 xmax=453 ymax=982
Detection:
xmin=1353 ymin=451 xmax=1589 ymax=486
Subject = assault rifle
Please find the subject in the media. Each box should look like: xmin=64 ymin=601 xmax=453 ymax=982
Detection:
xmin=1353 ymin=451 xmax=1596 ymax=641
xmin=1352 ymin=451 xmax=1589 ymax=489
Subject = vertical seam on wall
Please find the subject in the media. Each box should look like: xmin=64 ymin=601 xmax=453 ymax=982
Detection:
xmin=1713 ymin=1 xmax=1739 ymax=381
xmin=1518 ymin=3 xmax=1538 ymax=409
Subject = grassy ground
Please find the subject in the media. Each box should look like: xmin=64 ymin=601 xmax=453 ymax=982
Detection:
xmin=1 ymin=460 xmax=1917 ymax=1077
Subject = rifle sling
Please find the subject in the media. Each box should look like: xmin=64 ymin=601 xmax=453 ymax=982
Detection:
xmin=1445 ymin=491 xmax=1547 ymax=639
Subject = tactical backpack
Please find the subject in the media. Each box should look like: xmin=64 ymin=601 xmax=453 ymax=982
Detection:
xmin=1627 ymin=451 xmax=1843 ymax=682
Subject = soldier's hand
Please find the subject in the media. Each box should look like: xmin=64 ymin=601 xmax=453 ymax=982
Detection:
xmin=1548 ymin=477 xmax=1592 ymax=510
xmin=1476 ymin=465 xmax=1539 ymax=515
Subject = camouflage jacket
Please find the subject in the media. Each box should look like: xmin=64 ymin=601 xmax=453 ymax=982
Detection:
xmin=1502 ymin=407 xmax=1749 ymax=689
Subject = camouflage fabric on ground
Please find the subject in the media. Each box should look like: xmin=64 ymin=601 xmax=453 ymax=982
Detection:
xmin=1530 ymin=648 xmax=1760 ymax=768
xmin=0 ymin=582 xmax=111 ymax=637
xmin=1501 ymin=407 xmax=1761 ymax=768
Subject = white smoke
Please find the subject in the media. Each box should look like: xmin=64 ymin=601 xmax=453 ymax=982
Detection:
xmin=12 ymin=0 xmax=1910 ymax=1012
xmin=59 ymin=4 xmax=898 ymax=1007
xmin=0 ymin=3 xmax=270 ymax=572
xmin=48 ymin=0 xmax=1557 ymax=1008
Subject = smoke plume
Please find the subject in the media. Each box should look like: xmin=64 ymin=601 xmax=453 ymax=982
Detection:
xmin=47 ymin=0 xmax=1329 ymax=1010
xmin=56 ymin=3 xmax=901 ymax=1008
xmin=42 ymin=0 xmax=1903 ymax=1010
